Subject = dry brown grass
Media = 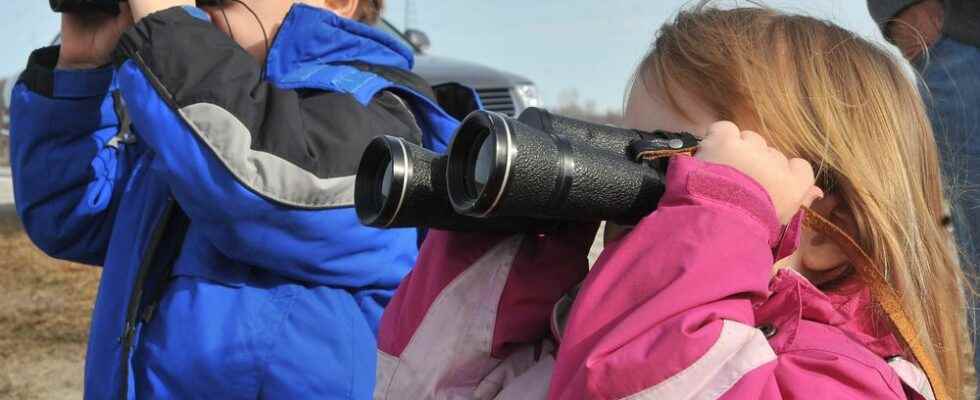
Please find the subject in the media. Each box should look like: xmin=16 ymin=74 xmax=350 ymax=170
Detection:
xmin=0 ymin=135 xmax=9 ymax=167
xmin=0 ymin=208 xmax=98 ymax=400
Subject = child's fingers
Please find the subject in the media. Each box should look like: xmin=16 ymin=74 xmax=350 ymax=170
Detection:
xmin=739 ymin=130 xmax=767 ymax=149
xmin=704 ymin=121 xmax=740 ymax=142
xmin=788 ymin=157 xmax=815 ymax=184
xmin=766 ymin=146 xmax=788 ymax=164
xmin=801 ymin=185 xmax=825 ymax=208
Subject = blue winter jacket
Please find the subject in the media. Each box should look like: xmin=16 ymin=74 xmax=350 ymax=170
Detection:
xmin=10 ymin=5 xmax=459 ymax=399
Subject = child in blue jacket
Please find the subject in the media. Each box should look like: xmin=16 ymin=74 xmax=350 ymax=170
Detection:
xmin=9 ymin=0 xmax=458 ymax=398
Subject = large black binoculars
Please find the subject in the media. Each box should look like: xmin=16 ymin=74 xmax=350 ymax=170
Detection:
xmin=354 ymin=108 xmax=700 ymax=232
xmin=50 ymin=0 xmax=225 ymax=14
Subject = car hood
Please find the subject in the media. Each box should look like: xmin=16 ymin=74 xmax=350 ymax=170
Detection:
xmin=412 ymin=54 xmax=532 ymax=89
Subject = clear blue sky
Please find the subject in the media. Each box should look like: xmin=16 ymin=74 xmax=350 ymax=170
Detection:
xmin=0 ymin=0 xmax=893 ymax=112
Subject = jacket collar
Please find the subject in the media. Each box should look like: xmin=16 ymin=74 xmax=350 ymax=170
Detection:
xmin=757 ymin=269 xmax=904 ymax=358
xmin=265 ymin=3 xmax=414 ymax=82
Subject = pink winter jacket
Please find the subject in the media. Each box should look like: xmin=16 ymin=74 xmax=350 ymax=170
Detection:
xmin=374 ymin=155 xmax=935 ymax=400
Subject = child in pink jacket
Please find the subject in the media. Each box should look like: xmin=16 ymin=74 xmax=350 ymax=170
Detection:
xmin=374 ymin=4 xmax=976 ymax=400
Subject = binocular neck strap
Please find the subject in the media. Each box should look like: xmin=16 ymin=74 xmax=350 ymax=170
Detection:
xmin=801 ymin=207 xmax=949 ymax=400
xmin=632 ymin=137 xmax=700 ymax=162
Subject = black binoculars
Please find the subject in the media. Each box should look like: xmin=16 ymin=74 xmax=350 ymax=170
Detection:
xmin=50 ymin=0 xmax=225 ymax=14
xmin=354 ymin=108 xmax=700 ymax=232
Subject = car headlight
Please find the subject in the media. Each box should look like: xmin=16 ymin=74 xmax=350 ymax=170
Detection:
xmin=512 ymin=84 xmax=541 ymax=114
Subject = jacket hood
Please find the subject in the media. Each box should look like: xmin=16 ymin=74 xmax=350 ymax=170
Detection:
xmin=266 ymin=3 xmax=415 ymax=81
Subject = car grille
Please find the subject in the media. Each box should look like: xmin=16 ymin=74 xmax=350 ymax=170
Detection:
xmin=476 ymin=88 xmax=516 ymax=116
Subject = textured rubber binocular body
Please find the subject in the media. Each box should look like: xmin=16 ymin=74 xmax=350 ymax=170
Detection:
xmin=354 ymin=108 xmax=699 ymax=232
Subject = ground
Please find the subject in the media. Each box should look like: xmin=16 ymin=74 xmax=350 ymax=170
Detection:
xmin=0 ymin=207 xmax=97 ymax=400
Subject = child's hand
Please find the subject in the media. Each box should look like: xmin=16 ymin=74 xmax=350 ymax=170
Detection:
xmin=695 ymin=121 xmax=823 ymax=224
xmin=57 ymin=5 xmax=134 ymax=70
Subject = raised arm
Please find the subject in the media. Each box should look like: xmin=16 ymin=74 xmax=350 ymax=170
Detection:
xmin=10 ymin=48 xmax=140 ymax=265
xmin=112 ymin=6 xmax=427 ymax=287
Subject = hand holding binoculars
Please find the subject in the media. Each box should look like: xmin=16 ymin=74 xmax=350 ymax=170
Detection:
xmin=355 ymin=107 xmax=700 ymax=232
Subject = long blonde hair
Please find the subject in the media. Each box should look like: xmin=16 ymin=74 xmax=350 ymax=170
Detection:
xmin=639 ymin=3 xmax=974 ymax=398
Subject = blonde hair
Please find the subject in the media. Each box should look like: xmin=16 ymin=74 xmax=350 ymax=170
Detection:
xmin=638 ymin=3 xmax=975 ymax=398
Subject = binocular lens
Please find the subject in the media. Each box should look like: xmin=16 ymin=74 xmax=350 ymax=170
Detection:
xmin=356 ymin=136 xmax=410 ymax=228
xmin=379 ymin=161 xmax=394 ymax=205
xmin=447 ymin=112 xmax=513 ymax=218
xmin=468 ymin=130 xmax=496 ymax=199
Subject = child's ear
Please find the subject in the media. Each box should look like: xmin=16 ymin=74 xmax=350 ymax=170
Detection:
xmin=320 ymin=0 xmax=360 ymax=19
xmin=798 ymin=194 xmax=851 ymax=274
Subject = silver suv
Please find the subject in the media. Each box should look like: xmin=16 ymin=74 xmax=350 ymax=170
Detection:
xmin=378 ymin=20 xmax=541 ymax=116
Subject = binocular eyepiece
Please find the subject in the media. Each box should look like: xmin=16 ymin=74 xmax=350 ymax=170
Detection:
xmin=355 ymin=108 xmax=700 ymax=232
xmin=50 ymin=0 xmax=225 ymax=14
